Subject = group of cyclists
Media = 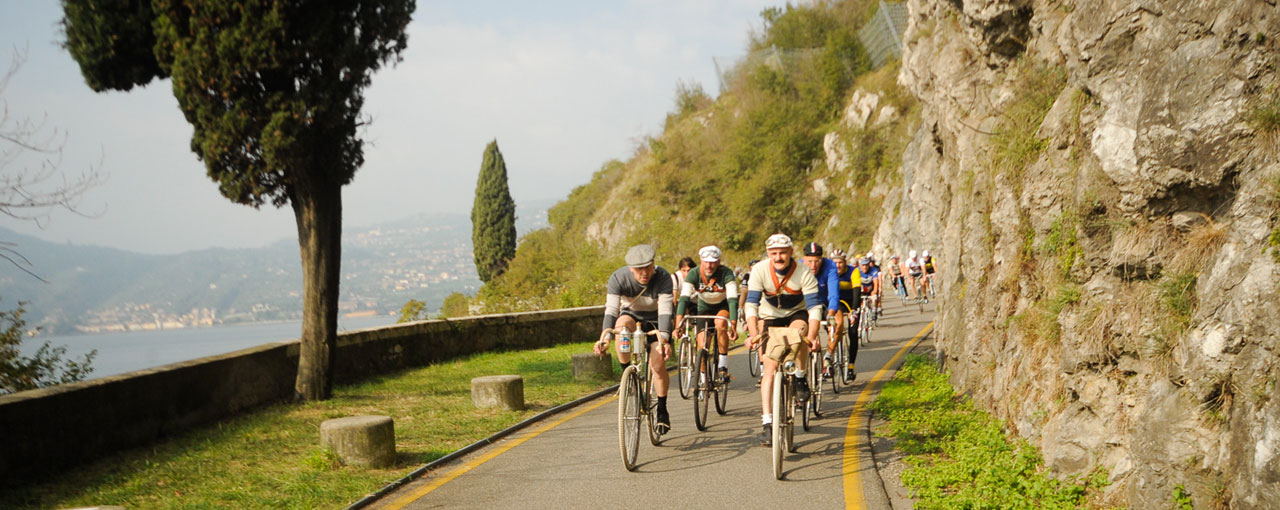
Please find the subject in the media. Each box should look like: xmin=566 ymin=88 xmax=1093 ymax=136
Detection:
xmin=592 ymin=235 xmax=937 ymax=446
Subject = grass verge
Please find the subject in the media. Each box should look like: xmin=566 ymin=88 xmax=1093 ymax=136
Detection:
xmin=869 ymin=353 xmax=1108 ymax=509
xmin=4 ymin=341 xmax=615 ymax=509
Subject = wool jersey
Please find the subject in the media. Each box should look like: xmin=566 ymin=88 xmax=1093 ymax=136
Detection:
xmin=744 ymin=259 xmax=822 ymax=321
xmin=676 ymin=265 xmax=740 ymax=322
xmin=603 ymin=265 xmax=674 ymax=339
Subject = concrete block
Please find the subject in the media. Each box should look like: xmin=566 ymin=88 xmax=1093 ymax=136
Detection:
xmin=572 ymin=353 xmax=614 ymax=380
xmin=471 ymin=375 xmax=524 ymax=410
xmin=319 ymin=415 xmax=396 ymax=468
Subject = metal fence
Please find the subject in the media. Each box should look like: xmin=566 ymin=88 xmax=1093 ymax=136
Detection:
xmin=713 ymin=1 xmax=908 ymax=92
xmin=858 ymin=1 xmax=909 ymax=68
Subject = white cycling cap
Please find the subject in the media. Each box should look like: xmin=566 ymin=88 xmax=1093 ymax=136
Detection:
xmin=909 ymin=249 xmax=918 ymax=258
xmin=765 ymin=233 xmax=793 ymax=249
xmin=698 ymin=245 xmax=722 ymax=262
xmin=922 ymin=250 xmax=930 ymax=257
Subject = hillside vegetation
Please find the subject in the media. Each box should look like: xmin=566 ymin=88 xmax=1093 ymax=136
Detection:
xmin=473 ymin=0 xmax=917 ymax=313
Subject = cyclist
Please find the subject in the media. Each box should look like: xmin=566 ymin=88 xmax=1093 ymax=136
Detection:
xmin=744 ymin=234 xmax=822 ymax=446
xmin=673 ymin=257 xmax=696 ymax=305
xmin=856 ymin=257 xmax=881 ymax=318
xmin=905 ymin=250 xmax=925 ymax=301
xmin=737 ymin=259 xmax=759 ymax=334
xmin=593 ymin=244 xmax=675 ymax=434
xmin=828 ymin=249 xmax=859 ymax=381
xmin=800 ymin=242 xmax=839 ymax=380
xmin=865 ymin=252 xmax=885 ymax=318
xmin=922 ymin=250 xmax=937 ymax=297
xmin=887 ymin=254 xmax=906 ymax=301
xmin=675 ymin=245 xmax=739 ymax=380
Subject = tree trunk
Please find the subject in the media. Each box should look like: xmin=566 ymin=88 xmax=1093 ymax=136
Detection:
xmin=291 ymin=182 xmax=342 ymax=401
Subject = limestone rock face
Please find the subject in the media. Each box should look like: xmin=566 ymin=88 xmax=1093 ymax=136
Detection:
xmin=877 ymin=0 xmax=1280 ymax=507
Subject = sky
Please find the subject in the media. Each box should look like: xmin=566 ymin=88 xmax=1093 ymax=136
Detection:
xmin=0 ymin=0 xmax=776 ymax=255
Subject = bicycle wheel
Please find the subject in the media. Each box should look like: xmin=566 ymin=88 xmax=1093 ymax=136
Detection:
xmin=771 ymin=370 xmax=785 ymax=480
xmin=830 ymin=340 xmax=842 ymax=394
xmin=808 ymin=351 xmax=823 ymax=420
xmin=748 ymin=346 xmax=761 ymax=378
xmin=618 ymin=367 xmax=641 ymax=471
xmin=801 ymin=374 xmax=813 ymax=431
xmin=644 ymin=365 xmax=661 ymax=446
xmin=716 ymin=369 xmax=727 ymax=415
xmin=693 ymin=349 xmax=710 ymax=431
xmin=863 ymin=313 xmax=873 ymax=345
xmin=785 ymin=376 xmax=797 ymax=453
xmin=677 ymin=336 xmax=692 ymax=399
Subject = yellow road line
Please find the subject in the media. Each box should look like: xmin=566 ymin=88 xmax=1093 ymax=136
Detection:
xmin=382 ymin=337 xmax=743 ymax=508
xmin=382 ymin=395 xmax=617 ymax=509
xmin=842 ymin=321 xmax=934 ymax=510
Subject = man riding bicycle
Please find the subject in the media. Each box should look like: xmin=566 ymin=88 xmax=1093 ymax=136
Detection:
xmin=675 ymin=245 xmax=739 ymax=381
xmin=865 ymin=252 xmax=885 ymax=318
xmin=800 ymin=242 xmax=840 ymax=381
xmin=830 ymin=250 xmax=860 ymax=381
xmin=887 ymin=254 xmax=906 ymax=300
xmin=593 ymin=244 xmax=675 ymax=434
xmin=745 ymin=234 xmax=822 ymax=447
xmin=856 ymin=257 xmax=881 ymax=315
xmin=905 ymin=250 xmax=925 ymax=301
xmin=922 ymin=250 xmax=937 ymax=297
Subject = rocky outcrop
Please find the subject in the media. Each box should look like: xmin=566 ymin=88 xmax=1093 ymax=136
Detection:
xmin=876 ymin=0 xmax=1280 ymax=508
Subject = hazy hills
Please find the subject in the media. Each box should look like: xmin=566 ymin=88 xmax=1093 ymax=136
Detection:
xmin=0 ymin=201 xmax=550 ymax=334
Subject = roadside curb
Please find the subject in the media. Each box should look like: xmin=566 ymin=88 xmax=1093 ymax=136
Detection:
xmin=345 ymin=382 xmax=620 ymax=510
xmin=864 ymin=327 xmax=934 ymax=510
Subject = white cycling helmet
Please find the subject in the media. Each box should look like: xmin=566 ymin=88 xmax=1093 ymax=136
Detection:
xmin=922 ymin=250 xmax=930 ymax=257
xmin=909 ymin=249 xmax=918 ymax=259
xmin=698 ymin=245 xmax=722 ymax=262
xmin=765 ymin=233 xmax=793 ymax=249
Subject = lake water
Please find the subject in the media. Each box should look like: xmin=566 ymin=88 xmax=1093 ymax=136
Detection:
xmin=20 ymin=315 xmax=399 ymax=380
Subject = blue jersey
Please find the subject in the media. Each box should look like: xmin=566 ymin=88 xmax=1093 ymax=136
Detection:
xmin=813 ymin=258 xmax=841 ymax=313
xmin=857 ymin=266 xmax=880 ymax=290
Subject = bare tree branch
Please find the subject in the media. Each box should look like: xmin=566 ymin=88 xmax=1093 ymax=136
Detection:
xmin=0 ymin=45 xmax=107 ymax=271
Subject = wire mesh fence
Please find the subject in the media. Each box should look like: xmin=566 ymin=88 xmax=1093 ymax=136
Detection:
xmin=712 ymin=1 xmax=907 ymax=92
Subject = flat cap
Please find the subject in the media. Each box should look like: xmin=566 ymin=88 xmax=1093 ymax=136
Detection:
xmin=625 ymin=244 xmax=656 ymax=268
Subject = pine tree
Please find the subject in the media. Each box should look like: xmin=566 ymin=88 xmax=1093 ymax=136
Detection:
xmin=471 ymin=140 xmax=517 ymax=283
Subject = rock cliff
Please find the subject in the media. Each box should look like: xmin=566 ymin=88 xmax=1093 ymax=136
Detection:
xmin=872 ymin=0 xmax=1280 ymax=507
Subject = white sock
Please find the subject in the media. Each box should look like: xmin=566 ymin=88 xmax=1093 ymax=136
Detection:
xmin=762 ymin=413 xmax=772 ymax=425
xmin=718 ymin=354 xmax=728 ymax=368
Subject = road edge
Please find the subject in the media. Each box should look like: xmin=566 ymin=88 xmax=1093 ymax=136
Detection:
xmin=345 ymin=382 xmax=620 ymax=510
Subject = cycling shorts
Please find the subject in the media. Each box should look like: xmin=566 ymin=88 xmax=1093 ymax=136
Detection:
xmin=762 ymin=310 xmax=809 ymax=331
xmin=694 ymin=302 xmax=731 ymax=332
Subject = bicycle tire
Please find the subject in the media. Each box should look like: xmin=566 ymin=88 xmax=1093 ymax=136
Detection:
xmin=693 ymin=349 xmax=710 ymax=431
xmin=831 ymin=339 xmax=843 ymax=394
xmin=714 ymin=366 xmax=729 ymax=415
xmin=644 ymin=364 xmax=661 ymax=446
xmin=785 ymin=375 xmax=797 ymax=453
xmin=771 ymin=370 xmax=785 ymax=480
xmin=748 ymin=346 xmax=761 ymax=378
xmin=618 ymin=367 xmax=641 ymax=471
xmin=809 ymin=351 xmax=823 ymax=420
xmin=677 ymin=336 xmax=692 ymax=400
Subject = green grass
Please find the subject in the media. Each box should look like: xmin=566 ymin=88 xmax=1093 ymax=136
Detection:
xmin=3 ymin=341 xmax=616 ymax=510
xmin=870 ymin=354 xmax=1108 ymax=509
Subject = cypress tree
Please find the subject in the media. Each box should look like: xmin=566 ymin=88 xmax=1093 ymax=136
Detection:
xmin=471 ymin=140 xmax=517 ymax=283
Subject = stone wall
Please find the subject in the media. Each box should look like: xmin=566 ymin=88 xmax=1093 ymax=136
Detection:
xmin=0 ymin=306 xmax=603 ymax=482
xmin=870 ymin=1 xmax=1280 ymax=508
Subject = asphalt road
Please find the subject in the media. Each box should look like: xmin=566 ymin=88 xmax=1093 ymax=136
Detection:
xmin=370 ymin=296 xmax=936 ymax=510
